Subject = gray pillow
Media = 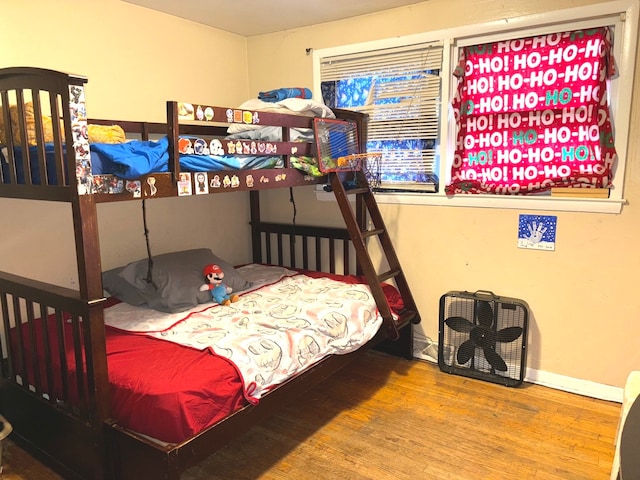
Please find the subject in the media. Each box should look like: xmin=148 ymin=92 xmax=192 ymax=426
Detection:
xmin=102 ymin=267 xmax=148 ymax=306
xmin=104 ymin=248 xmax=251 ymax=313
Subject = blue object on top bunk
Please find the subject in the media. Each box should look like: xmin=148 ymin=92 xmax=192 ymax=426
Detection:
xmin=91 ymin=136 xmax=170 ymax=178
xmin=258 ymin=87 xmax=312 ymax=102
xmin=92 ymin=136 xmax=282 ymax=177
xmin=1 ymin=144 xmax=61 ymax=185
xmin=1 ymin=136 xmax=284 ymax=184
xmin=0 ymin=141 xmax=149 ymax=184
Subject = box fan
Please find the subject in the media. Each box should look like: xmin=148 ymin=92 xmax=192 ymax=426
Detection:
xmin=438 ymin=290 xmax=529 ymax=387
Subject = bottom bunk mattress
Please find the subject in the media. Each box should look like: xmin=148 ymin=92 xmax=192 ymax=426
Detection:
xmin=13 ymin=265 xmax=403 ymax=444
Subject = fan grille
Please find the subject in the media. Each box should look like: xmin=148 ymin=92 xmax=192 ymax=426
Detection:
xmin=438 ymin=291 xmax=529 ymax=387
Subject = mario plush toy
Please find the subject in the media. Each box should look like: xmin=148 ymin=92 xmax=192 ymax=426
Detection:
xmin=199 ymin=264 xmax=240 ymax=306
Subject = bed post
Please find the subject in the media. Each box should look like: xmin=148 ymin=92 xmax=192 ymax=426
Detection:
xmin=0 ymin=67 xmax=112 ymax=480
xmin=67 ymin=76 xmax=111 ymax=480
xmin=250 ymin=190 xmax=262 ymax=263
xmin=57 ymin=70 xmax=111 ymax=479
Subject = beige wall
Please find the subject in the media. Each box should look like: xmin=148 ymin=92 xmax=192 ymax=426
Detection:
xmin=248 ymin=0 xmax=640 ymax=391
xmin=0 ymin=0 xmax=254 ymax=288
xmin=1 ymin=0 xmax=637 ymax=392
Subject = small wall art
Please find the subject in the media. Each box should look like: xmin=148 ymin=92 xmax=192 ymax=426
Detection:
xmin=517 ymin=214 xmax=557 ymax=251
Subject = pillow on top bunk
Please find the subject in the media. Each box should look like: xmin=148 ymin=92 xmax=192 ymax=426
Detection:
xmin=103 ymin=248 xmax=251 ymax=313
xmin=227 ymin=97 xmax=335 ymax=135
xmin=226 ymin=126 xmax=315 ymax=143
xmin=87 ymin=124 xmax=126 ymax=144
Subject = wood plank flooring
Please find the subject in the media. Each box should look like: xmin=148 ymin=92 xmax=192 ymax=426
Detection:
xmin=1 ymin=351 xmax=622 ymax=479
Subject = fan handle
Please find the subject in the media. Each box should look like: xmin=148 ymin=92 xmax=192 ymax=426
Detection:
xmin=471 ymin=290 xmax=499 ymax=300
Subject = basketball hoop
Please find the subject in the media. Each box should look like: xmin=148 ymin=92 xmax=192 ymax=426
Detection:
xmin=335 ymin=152 xmax=382 ymax=188
xmin=314 ymin=118 xmax=360 ymax=173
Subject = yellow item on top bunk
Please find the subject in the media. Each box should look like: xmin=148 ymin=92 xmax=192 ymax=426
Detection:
xmin=0 ymin=102 xmax=54 ymax=145
xmin=0 ymin=102 xmax=126 ymax=145
xmin=87 ymin=124 xmax=126 ymax=144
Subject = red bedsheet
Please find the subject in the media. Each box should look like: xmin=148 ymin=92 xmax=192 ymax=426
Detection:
xmin=106 ymin=322 xmax=246 ymax=443
xmin=13 ymin=272 xmax=403 ymax=444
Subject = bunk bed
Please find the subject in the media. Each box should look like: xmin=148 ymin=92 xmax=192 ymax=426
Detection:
xmin=0 ymin=67 xmax=420 ymax=480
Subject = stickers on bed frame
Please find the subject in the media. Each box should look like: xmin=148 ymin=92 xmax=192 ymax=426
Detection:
xmin=69 ymin=84 xmax=93 ymax=195
xmin=178 ymin=136 xmax=279 ymax=157
xmin=92 ymin=169 xmax=302 ymax=198
xmin=93 ymin=175 xmax=124 ymax=194
xmin=86 ymin=101 xmax=320 ymax=198
xmin=180 ymin=171 xmax=258 ymax=195
xmin=178 ymin=102 xmax=260 ymax=127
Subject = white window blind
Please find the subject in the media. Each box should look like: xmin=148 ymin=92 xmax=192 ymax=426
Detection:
xmin=319 ymin=42 xmax=443 ymax=191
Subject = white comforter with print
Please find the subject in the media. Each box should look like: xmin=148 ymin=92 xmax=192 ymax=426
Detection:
xmin=106 ymin=273 xmax=383 ymax=401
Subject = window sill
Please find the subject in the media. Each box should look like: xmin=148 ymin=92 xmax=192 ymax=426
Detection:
xmin=315 ymin=189 xmax=626 ymax=214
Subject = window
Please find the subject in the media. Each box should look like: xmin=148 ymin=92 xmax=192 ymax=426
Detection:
xmin=319 ymin=42 xmax=443 ymax=192
xmin=449 ymin=27 xmax=617 ymax=196
xmin=312 ymin=1 xmax=638 ymax=213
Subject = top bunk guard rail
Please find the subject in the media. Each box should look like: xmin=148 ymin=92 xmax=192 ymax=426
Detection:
xmin=89 ymin=101 xmax=354 ymax=203
xmin=0 ymin=67 xmax=87 ymax=201
xmin=0 ymin=65 xmax=367 ymax=204
xmin=164 ymin=100 xmax=327 ymax=184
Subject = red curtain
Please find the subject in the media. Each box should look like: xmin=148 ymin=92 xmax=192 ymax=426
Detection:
xmin=448 ymin=27 xmax=617 ymax=195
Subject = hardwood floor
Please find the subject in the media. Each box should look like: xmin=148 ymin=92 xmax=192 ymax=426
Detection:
xmin=1 ymin=351 xmax=621 ymax=479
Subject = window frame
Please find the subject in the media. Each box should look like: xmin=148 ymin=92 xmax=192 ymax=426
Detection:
xmin=312 ymin=0 xmax=638 ymax=214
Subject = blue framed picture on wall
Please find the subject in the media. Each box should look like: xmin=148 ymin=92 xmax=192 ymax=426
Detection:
xmin=517 ymin=214 xmax=557 ymax=251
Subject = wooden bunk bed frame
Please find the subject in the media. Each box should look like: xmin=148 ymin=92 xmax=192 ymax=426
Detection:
xmin=0 ymin=67 xmax=420 ymax=480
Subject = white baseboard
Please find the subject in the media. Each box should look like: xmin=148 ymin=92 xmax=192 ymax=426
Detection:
xmin=413 ymin=336 xmax=623 ymax=403
xmin=524 ymin=368 xmax=623 ymax=403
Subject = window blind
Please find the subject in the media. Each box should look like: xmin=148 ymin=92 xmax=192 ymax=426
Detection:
xmin=320 ymin=42 xmax=443 ymax=191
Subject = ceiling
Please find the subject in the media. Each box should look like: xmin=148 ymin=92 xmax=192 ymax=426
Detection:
xmin=122 ymin=0 xmax=422 ymax=36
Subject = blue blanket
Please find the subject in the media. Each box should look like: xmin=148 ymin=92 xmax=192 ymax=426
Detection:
xmin=258 ymin=87 xmax=312 ymax=102
xmin=92 ymin=136 xmax=282 ymax=178
xmin=2 ymin=136 xmax=283 ymax=184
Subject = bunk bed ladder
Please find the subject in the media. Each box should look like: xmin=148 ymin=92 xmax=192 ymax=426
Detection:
xmin=329 ymin=172 xmax=420 ymax=341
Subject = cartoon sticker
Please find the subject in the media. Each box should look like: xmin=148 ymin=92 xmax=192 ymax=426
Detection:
xmin=109 ymin=177 xmax=124 ymax=193
xmin=178 ymin=172 xmax=192 ymax=196
xmin=194 ymin=138 xmax=208 ymax=155
xmin=179 ymin=138 xmax=193 ymax=154
xmin=210 ymin=139 xmax=224 ymax=155
xmin=195 ymin=172 xmax=209 ymax=194
xmin=178 ymin=103 xmax=195 ymax=120
xmin=147 ymin=177 xmax=157 ymax=196
xmin=126 ymin=180 xmax=142 ymax=198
